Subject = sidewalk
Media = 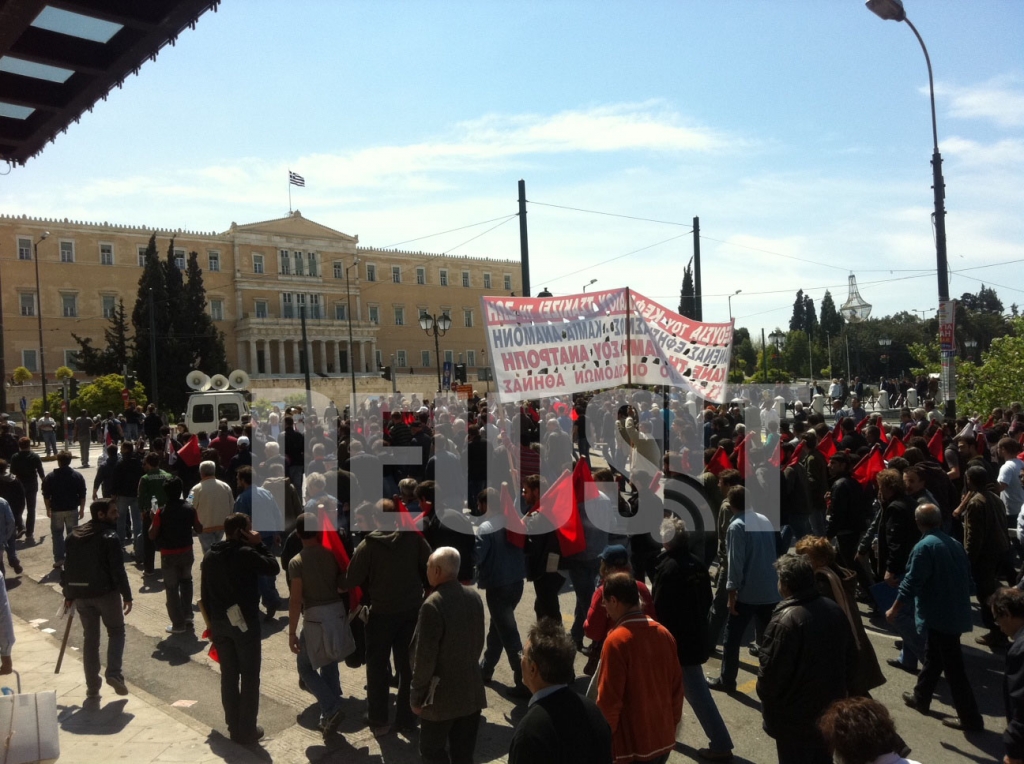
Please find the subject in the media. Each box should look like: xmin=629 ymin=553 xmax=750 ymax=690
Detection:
xmin=8 ymin=613 xmax=278 ymax=764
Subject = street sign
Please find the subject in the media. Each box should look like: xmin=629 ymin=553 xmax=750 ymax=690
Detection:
xmin=442 ymin=361 xmax=452 ymax=391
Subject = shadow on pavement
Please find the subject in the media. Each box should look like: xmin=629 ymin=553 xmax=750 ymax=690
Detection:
xmin=207 ymin=730 xmax=273 ymax=763
xmin=58 ymin=698 xmax=133 ymax=734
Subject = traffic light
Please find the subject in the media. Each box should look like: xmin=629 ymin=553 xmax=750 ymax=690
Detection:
xmin=382 ymin=366 xmax=392 ymax=382
xmin=68 ymin=379 xmax=79 ymax=398
xmin=454 ymin=363 xmax=467 ymax=384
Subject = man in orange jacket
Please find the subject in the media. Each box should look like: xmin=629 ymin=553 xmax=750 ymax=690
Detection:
xmin=596 ymin=572 xmax=684 ymax=764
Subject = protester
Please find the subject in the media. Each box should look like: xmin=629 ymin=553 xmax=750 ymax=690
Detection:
xmin=410 ymin=547 xmax=487 ymax=762
xmin=886 ymin=503 xmax=983 ymax=731
xmin=0 ymin=462 xmax=24 ymax=575
xmin=37 ymin=411 xmax=57 ymax=457
xmin=61 ymin=498 xmax=132 ymax=698
xmin=583 ymin=545 xmax=655 ymax=676
xmin=757 ymin=554 xmax=855 ymax=764
xmin=0 ymin=569 xmax=13 ymax=675
xmin=73 ymin=409 xmax=93 ymax=468
xmin=189 ymin=460 xmax=235 ymax=553
xmin=522 ymin=474 xmax=563 ymax=622
xmin=201 ymin=513 xmax=280 ymax=745
xmin=41 ymin=451 xmax=86 ymax=568
xmin=10 ymin=437 xmax=44 ymax=541
xmin=234 ymin=466 xmax=284 ymax=620
xmin=707 ymin=468 xmax=744 ymax=653
xmin=137 ymin=451 xmax=172 ymax=578
xmin=149 ymin=477 xmax=202 ymax=634
xmin=818 ymin=697 xmax=921 ymax=764
xmin=508 ymin=618 xmax=612 ymax=764
xmin=991 ymin=587 xmax=1024 ymax=763
xmin=111 ymin=442 xmax=144 ymax=550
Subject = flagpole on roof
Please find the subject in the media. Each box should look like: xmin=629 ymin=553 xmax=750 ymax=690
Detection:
xmin=288 ymin=169 xmax=292 ymax=214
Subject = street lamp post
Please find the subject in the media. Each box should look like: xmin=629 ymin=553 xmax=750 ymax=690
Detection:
xmin=964 ymin=338 xmax=977 ymax=363
xmin=878 ymin=337 xmax=892 ymax=381
xmin=33 ymin=232 xmax=49 ymax=410
xmin=728 ymin=289 xmax=742 ymax=322
xmin=582 ymin=279 xmax=597 ymax=293
xmin=419 ymin=311 xmax=452 ymax=393
xmin=867 ymin=0 xmax=953 ymax=419
xmin=769 ymin=329 xmax=785 ymax=377
xmin=345 ymin=258 xmax=360 ymax=412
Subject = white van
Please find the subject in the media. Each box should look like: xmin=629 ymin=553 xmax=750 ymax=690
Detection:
xmin=185 ymin=391 xmax=250 ymax=433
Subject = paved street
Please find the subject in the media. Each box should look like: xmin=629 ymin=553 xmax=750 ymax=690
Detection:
xmin=6 ymin=443 xmax=1010 ymax=763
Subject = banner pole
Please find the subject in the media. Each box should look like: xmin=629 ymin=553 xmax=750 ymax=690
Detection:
xmin=625 ymin=287 xmax=632 ymax=386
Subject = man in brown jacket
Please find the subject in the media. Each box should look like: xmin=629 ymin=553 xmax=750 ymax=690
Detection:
xmin=410 ymin=546 xmax=486 ymax=763
xmin=960 ymin=465 xmax=1012 ymax=648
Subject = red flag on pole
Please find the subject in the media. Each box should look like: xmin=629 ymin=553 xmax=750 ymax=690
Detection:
xmin=177 ymin=435 xmax=201 ymax=467
xmin=733 ymin=434 xmax=752 ymax=479
xmin=855 ymin=416 xmax=868 ymax=434
xmin=786 ymin=440 xmax=806 ymax=468
xmin=396 ymin=497 xmax=425 ymax=536
xmin=818 ymin=431 xmax=837 ymax=460
xmin=707 ymin=447 xmax=732 ymax=476
xmin=883 ymin=435 xmax=906 ymax=460
xmin=852 ymin=446 xmax=886 ymax=488
xmin=876 ymin=416 xmax=888 ymax=444
xmin=767 ymin=440 xmax=783 ymax=469
xmin=927 ymin=430 xmax=945 ymax=465
xmin=539 ymin=470 xmax=587 ymax=557
xmin=501 ymin=483 xmax=526 ymax=549
xmin=320 ymin=512 xmax=362 ymax=611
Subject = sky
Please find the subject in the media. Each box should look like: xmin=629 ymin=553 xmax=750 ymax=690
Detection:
xmin=2 ymin=0 xmax=1022 ymax=338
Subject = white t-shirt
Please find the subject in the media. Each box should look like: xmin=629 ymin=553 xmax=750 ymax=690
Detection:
xmin=997 ymin=457 xmax=1024 ymax=519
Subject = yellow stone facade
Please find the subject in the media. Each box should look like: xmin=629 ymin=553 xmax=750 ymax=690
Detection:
xmin=0 ymin=211 xmax=518 ymax=393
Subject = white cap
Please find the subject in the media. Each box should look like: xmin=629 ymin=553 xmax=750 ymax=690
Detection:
xmin=237 ymin=436 xmax=250 ymax=447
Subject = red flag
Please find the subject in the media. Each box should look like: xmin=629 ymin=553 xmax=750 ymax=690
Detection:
xmin=786 ymin=440 xmax=805 ymax=468
xmin=1019 ymin=432 xmax=1024 ymax=447
xmin=396 ymin=497 xmax=425 ymax=536
xmin=818 ymin=431 xmax=837 ymax=460
xmin=706 ymin=447 xmax=732 ymax=476
xmin=833 ymin=417 xmax=844 ymax=436
xmin=852 ymin=446 xmax=886 ymax=488
xmin=570 ymin=408 xmax=579 ymax=422
xmin=876 ymin=416 xmax=888 ymax=444
xmin=177 ymin=435 xmax=201 ymax=467
xmin=733 ymin=434 xmax=751 ymax=478
xmin=648 ymin=471 xmax=662 ymax=492
xmin=501 ymin=483 xmax=526 ymax=549
xmin=977 ymin=431 xmax=987 ymax=454
xmin=927 ymin=430 xmax=945 ymax=465
xmin=855 ymin=416 xmax=868 ymax=434
xmin=201 ymin=629 xmax=219 ymax=663
xmin=984 ymin=415 xmax=995 ymax=429
xmin=767 ymin=440 xmax=783 ymax=469
xmin=539 ymin=470 xmax=587 ymax=557
xmin=883 ymin=435 xmax=906 ymax=460
xmin=320 ymin=511 xmax=361 ymax=611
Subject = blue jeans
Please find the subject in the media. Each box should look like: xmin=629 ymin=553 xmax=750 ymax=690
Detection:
xmin=297 ymin=632 xmax=342 ymax=721
xmin=719 ymin=600 xmax=776 ymax=686
xmin=893 ymin=594 xmax=925 ymax=670
xmin=42 ymin=431 xmax=57 ymax=456
xmin=565 ymin=559 xmax=600 ymax=644
xmin=481 ymin=581 xmax=524 ymax=678
xmin=50 ymin=511 xmax=77 ymax=563
xmin=116 ymin=496 xmax=137 ymax=547
xmin=199 ymin=531 xmax=222 ymax=554
xmin=124 ymin=423 xmax=139 ymax=442
xmin=788 ymin=515 xmax=814 ymax=544
xmin=257 ymin=532 xmax=281 ymax=611
xmin=683 ymin=663 xmax=733 ymax=752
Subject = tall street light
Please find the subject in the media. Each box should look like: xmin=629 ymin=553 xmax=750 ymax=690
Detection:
xmin=345 ymin=257 xmax=360 ymax=412
xmin=728 ymin=289 xmax=741 ymax=322
xmin=769 ymin=329 xmax=785 ymax=376
xmin=33 ymin=232 xmax=49 ymax=410
xmin=867 ymin=0 xmax=953 ymax=419
xmin=878 ymin=337 xmax=892 ymax=381
xmin=419 ymin=311 xmax=452 ymax=393
xmin=582 ymin=279 xmax=597 ymax=293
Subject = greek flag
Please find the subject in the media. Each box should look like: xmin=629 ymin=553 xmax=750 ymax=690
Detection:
xmin=289 ymin=171 xmax=305 ymax=187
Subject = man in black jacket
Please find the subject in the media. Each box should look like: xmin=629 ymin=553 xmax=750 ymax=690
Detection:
xmin=991 ymin=587 xmax=1024 ymax=763
xmin=652 ymin=517 xmax=733 ymax=761
xmin=201 ymin=513 xmax=280 ymax=744
xmin=61 ymin=499 xmax=133 ymax=698
xmin=757 ymin=554 xmax=855 ymax=764
xmin=508 ymin=618 xmax=612 ymax=764
xmin=149 ymin=478 xmax=203 ymax=634
xmin=10 ymin=437 xmax=44 ymax=541
xmin=111 ymin=442 xmax=144 ymax=550
xmin=825 ymin=453 xmax=872 ymax=594
xmin=522 ymin=475 xmax=562 ymax=622
xmin=0 ymin=461 xmax=24 ymax=574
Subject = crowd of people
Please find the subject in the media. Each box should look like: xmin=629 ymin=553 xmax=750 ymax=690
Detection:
xmin=0 ymin=387 xmax=1022 ymax=763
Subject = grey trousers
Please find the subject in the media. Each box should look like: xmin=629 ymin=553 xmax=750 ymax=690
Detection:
xmin=75 ymin=590 xmax=126 ymax=691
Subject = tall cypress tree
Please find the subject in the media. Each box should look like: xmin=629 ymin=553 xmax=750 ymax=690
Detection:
xmin=183 ymin=251 xmax=228 ymax=375
xmin=803 ymin=294 xmax=817 ymax=341
xmin=132 ymin=234 xmax=171 ymax=409
xmin=819 ymin=290 xmax=844 ymax=336
xmin=679 ymin=263 xmax=696 ymax=319
xmin=789 ymin=289 xmax=806 ymax=332
xmin=70 ymin=299 xmax=131 ymax=376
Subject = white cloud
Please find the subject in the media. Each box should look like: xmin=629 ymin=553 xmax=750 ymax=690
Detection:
xmin=941 ymin=136 xmax=1024 ymax=165
xmin=932 ymin=76 xmax=1024 ymax=128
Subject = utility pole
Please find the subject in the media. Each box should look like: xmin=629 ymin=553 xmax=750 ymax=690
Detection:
xmin=761 ymin=328 xmax=768 ymax=381
xmin=390 ymin=354 xmax=397 ymax=394
xmin=300 ymin=306 xmax=313 ymax=417
xmin=0 ymin=244 xmax=6 ymax=414
xmin=518 ymin=179 xmax=531 ymax=297
xmin=693 ymin=216 xmax=702 ymax=321
xmin=148 ymin=288 xmax=158 ymax=411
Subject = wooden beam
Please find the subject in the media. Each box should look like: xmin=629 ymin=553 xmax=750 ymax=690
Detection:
xmin=0 ymin=1 xmax=46 ymax=55
xmin=0 ymin=72 xmax=73 ymax=111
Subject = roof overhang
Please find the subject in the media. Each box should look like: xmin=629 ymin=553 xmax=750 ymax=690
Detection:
xmin=0 ymin=0 xmax=219 ymax=165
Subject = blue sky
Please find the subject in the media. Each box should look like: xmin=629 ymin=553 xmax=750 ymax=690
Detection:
xmin=3 ymin=1 xmax=1022 ymax=336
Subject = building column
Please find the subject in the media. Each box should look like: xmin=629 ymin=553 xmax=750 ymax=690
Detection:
xmin=359 ymin=342 xmax=367 ymax=373
xmin=370 ymin=340 xmax=378 ymax=371
xmin=248 ymin=340 xmax=258 ymax=375
xmin=326 ymin=340 xmax=336 ymax=374
xmin=235 ymin=339 xmax=245 ymax=373
xmin=292 ymin=340 xmax=301 ymax=375
xmin=277 ymin=340 xmax=286 ymax=376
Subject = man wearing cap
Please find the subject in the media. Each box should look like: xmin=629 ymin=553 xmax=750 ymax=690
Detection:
xmin=210 ymin=420 xmax=238 ymax=471
xmin=227 ymin=436 xmax=253 ymax=495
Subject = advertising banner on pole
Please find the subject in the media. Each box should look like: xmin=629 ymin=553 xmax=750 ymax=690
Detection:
xmin=482 ymin=288 xmax=733 ymax=403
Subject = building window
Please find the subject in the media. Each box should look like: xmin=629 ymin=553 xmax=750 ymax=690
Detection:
xmin=366 ymin=264 xmax=376 ymax=282
xmin=483 ymin=273 xmax=491 ymax=289
xmin=467 ymin=350 xmax=477 ymax=367
xmin=208 ymin=251 xmax=220 ymax=272
xmin=60 ymin=241 xmax=75 ymax=263
xmin=279 ymin=250 xmax=290 ymax=275
xmin=21 ymin=350 xmax=37 ymax=373
xmin=309 ymin=294 xmax=322 ymax=319
xmin=19 ymin=293 xmax=35 ymax=317
xmin=138 ymin=246 xmax=147 ymax=267
xmin=464 ymin=309 xmax=473 ymax=327
xmin=64 ymin=350 xmax=80 ymax=371
xmin=282 ymin=293 xmax=294 ymax=318
xmin=102 ymin=295 xmax=116 ymax=319
xmin=389 ymin=265 xmax=401 ymax=284
xmin=296 ymin=293 xmax=307 ymax=318
xmin=61 ymin=293 xmax=77 ymax=317
xmin=439 ymin=269 xmax=448 ymax=287
xmin=415 ymin=267 xmax=425 ymax=285
xmin=210 ymin=299 xmax=224 ymax=321
xmin=249 ymin=253 xmax=263 ymax=275
xmin=396 ymin=350 xmax=407 ymax=368
xmin=17 ymin=238 xmax=31 ymax=260
xmin=421 ymin=350 xmax=431 ymax=367
xmin=394 ymin=307 xmax=405 ymax=326
xmin=174 ymin=248 xmax=186 ymax=270
xmin=293 ymin=251 xmax=304 ymax=276
xmin=503 ymin=274 xmax=512 ymax=291
xmin=375 ymin=349 xmax=383 ymax=369
xmin=444 ymin=350 xmax=454 ymax=364
xmin=307 ymin=252 xmax=318 ymax=277
xmin=462 ymin=271 xmax=470 ymax=287
xmin=368 ymin=305 xmax=379 ymax=325
xmin=100 ymin=243 xmax=114 ymax=265
xmin=334 ymin=303 xmax=347 ymax=321
xmin=255 ymin=300 xmax=268 ymax=319
xmin=334 ymin=261 xmax=343 ymax=279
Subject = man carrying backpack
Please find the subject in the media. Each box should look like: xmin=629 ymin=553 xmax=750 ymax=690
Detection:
xmin=136 ymin=452 xmax=171 ymax=579
xmin=61 ymin=499 xmax=133 ymax=698
xmin=149 ymin=478 xmax=203 ymax=634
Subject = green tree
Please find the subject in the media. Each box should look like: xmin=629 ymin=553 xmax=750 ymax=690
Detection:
xmin=732 ymin=327 xmax=757 ymax=374
xmin=789 ymin=290 xmax=805 ymax=332
xmin=803 ymin=294 xmax=817 ymax=341
xmin=12 ymin=367 xmax=32 ymax=384
xmin=71 ymin=298 xmax=133 ymax=376
xmin=74 ymin=374 xmax=147 ymax=417
xmin=132 ymin=234 xmax=171 ymax=411
xmin=782 ymin=330 xmax=810 ymax=378
xmin=182 ymin=251 xmax=228 ymax=376
xmin=678 ymin=261 xmax=696 ymax=319
xmin=28 ymin=391 xmax=65 ymax=420
xmin=956 ymin=316 xmax=1024 ymax=416
xmin=819 ymin=290 xmax=844 ymax=337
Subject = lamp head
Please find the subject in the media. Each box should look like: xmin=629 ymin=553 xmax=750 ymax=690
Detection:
xmin=419 ymin=311 xmax=433 ymax=331
xmin=39 ymin=231 xmax=49 ymax=241
xmin=438 ymin=312 xmax=453 ymax=332
xmin=866 ymin=0 xmax=906 ymax=22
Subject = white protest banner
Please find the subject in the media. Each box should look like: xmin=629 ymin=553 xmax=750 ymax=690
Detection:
xmin=482 ymin=288 xmax=733 ymax=403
